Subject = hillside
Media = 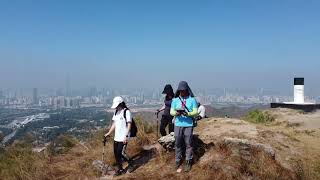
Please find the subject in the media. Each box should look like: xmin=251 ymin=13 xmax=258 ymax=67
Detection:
xmin=205 ymin=104 xmax=269 ymax=118
xmin=1 ymin=108 xmax=320 ymax=180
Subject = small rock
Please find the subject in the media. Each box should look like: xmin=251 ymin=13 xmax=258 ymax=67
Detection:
xmin=92 ymin=160 xmax=114 ymax=175
xmin=158 ymin=132 xmax=175 ymax=151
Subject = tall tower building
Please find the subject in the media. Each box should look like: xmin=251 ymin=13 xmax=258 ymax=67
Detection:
xmin=33 ymin=88 xmax=38 ymax=105
xmin=66 ymin=73 xmax=71 ymax=97
xmin=90 ymin=87 xmax=97 ymax=97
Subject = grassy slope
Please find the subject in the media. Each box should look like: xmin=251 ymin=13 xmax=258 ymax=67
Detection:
xmin=1 ymin=109 xmax=320 ymax=180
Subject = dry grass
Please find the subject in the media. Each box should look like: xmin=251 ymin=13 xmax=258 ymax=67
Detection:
xmin=0 ymin=141 xmax=46 ymax=180
xmin=0 ymin=117 xmax=158 ymax=180
xmin=125 ymin=145 xmax=296 ymax=180
xmin=2 ymin=110 xmax=320 ymax=180
xmin=258 ymin=119 xmax=320 ymax=180
xmin=42 ymin=117 xmax=158 ymax=180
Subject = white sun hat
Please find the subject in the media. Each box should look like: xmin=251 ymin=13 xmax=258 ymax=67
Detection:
xmin=111 ymin=96 xmax=124 ymax=109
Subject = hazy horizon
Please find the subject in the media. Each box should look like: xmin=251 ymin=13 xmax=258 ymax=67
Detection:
xmin=1 ymin=1 xmax=320 ymax=94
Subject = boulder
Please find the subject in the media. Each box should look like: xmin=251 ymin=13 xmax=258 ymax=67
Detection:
xmin=158 ymin=132 xmax=175 ymax=151
xmin=220 ymin=137 xmax=275 ymax=160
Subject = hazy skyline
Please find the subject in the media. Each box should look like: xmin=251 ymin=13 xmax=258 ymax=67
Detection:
xmin=0 ymin=1 xmax=320 ymax=93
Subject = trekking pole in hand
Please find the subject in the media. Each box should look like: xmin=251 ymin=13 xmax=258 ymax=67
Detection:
xmin=156 ymin=111 xmax=159 ymax=139
xmin=102 ymin=136 xmax=107 ymax=175
xmin=102 ymin=136 xmax=107 ymax=162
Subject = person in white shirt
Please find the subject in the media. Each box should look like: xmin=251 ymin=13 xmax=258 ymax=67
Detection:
xmin=197 ymin=103 xmax=206 ymax=120
xmin=104 ymin=96 xmax=133 ymax=176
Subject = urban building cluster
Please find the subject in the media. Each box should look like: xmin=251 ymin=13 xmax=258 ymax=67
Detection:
xmin=1 ymin=87 xmax=318 ymax=109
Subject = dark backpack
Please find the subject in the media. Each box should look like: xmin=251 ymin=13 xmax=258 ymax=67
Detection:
xmin=123 ymin=108 xmax=138 ymax=137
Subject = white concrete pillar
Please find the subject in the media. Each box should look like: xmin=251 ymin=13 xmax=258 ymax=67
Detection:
xmin=294 ymin=78 xmax=304 ymax=104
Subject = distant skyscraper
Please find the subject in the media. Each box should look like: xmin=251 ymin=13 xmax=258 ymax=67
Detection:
xmin=89 ymin=87 xmax=97 ymax=97
xmin=33 ymin=88 xmax=38 ymax=105
xmin=66 ymin=73 xmax=71 ymax=97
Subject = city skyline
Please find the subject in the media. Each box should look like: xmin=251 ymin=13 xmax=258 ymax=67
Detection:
xmin=1 ymin=85 xmax=319 ymax=108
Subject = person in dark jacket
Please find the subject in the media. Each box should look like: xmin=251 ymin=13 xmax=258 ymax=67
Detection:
xmin=156 ymin=84 xmax=174 ymax=136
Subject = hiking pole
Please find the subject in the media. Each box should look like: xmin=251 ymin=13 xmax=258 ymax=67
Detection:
xmin=156 ymin=111 xmax=159 ymax=139
xmin=102 ymin=136 xmax=107 ymax=175
xmin=102 ymin=136 xmax=107 ymax=161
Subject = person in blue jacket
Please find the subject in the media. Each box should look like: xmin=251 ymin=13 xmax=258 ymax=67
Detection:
xmin=170 ymin=81 xmax=198 ymax=172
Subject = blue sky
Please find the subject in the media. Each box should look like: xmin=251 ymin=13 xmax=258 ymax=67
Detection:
xmin=0 ymin=0 xmax=319 ymax=93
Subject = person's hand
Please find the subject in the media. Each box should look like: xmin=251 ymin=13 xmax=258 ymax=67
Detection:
xmin=104 ymin=133 xmax=110 ymax=138
xmin=103 ymin=134 xmax=109 ymax=145
xmin=155 ymin=110 xmax=160 ymax=117
xmin=182 ymin=111 xmax=188 ymax=116
xmin=124 ymin=136 xmax=129 ymax=144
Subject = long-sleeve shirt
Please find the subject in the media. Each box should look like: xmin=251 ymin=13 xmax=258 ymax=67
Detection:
xmin=170 ymin=96 xmax=198 ymax=127
xmin=163 ymin=99 xmax=172 ymax=116
xmin=198 ymin=105 xmax=206 ymax=118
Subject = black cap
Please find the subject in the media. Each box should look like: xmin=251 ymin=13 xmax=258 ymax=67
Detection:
xmin=162 ymin=84 xmax=174 ymax=95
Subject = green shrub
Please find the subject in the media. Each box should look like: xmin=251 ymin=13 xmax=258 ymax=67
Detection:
xmin=244 ymin=110 xmax=275 ymax=124
xmin=47 ymin=134 xmax=77 ymax=155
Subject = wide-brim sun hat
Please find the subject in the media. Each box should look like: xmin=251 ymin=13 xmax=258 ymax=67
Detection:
xmin=111 ymin=96 xmax=124 ymax=109
xmin=175 ymin=81 xmax=195 ymax=97
xmin=162 ymin=84 xmax=174 ymax=95
xmin=177 ymin=81 xmax=189 ymax=91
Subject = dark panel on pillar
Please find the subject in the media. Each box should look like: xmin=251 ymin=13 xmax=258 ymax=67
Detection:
xmin=294 ymin=78 xmax=304 ymax=85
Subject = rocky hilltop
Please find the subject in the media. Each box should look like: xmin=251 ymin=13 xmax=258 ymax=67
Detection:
xmin=1 ymin=108 xmax=320 ymax=180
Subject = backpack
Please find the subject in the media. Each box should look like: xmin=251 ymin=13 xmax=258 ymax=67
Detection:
xmin=123 ymin=108 xmax=138 ymax=137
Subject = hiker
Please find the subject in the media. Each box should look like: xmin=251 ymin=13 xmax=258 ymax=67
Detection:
xmin=196 ymin=102 xmax=206 ymax=120
xmin=156 ymin=84 xmax=174 ymax=136
xmin=104 ymin=96 xmax=134 ymax=176
xmin=170 ymin=81 xmax=198 ymax=172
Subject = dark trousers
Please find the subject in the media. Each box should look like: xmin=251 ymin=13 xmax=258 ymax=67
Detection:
xmin=174 ymin=126 xmax=193 ymax=161
xmin=113 ymin=141 xmax=130 ymax=169
xmin=160 ymin=115 xmax=174 ymax=136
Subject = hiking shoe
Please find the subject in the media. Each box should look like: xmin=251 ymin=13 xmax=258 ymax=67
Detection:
xmin=114 ymin=169 xmax=125 ymax=176
xmin=184 ymin=160 xmax=192 ymax=172
xmin=175 ymin=160 xmax=182 ymax=170
xmin=127 ymin=163 xmax=135 ymax=173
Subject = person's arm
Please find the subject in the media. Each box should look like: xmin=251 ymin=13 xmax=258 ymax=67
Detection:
xmin=170 ymin=108 xmax=178 ymax=116
xmin=124 ymin=110 xmax=132 ymax=144
xmin=157 ymin=104 xmax=165 ymax=112
xmin=198 ymin=106 xmax=203 ymax=117
xmin=202 ymin=106 xmax=206 ymax=118
xmin=170 ymin=99 xmax=180 ymax=116
xmin=124 ymin=122 xmax=131 ymax=144
xmin=104 ymin=121 xmax=115 ymax=137
xmin=156 ymin=104 xmax=165 ymax=116
xmin=187 ymin=98 xmax=199 ymax=117
xmin=126 ymin=122 xmax=131 ymax=136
